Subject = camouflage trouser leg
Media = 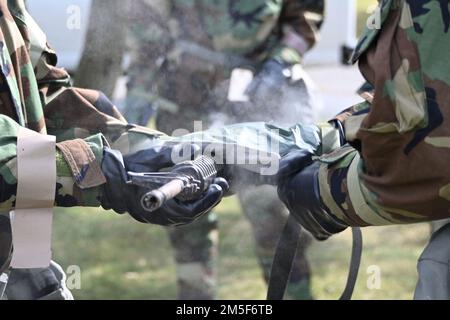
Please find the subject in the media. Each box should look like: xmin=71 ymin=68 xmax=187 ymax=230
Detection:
xmin=414 ymin=223 xmax=450 ymax=300
xmin=155 ymin=70 xmax=218 ymax=300
xmin=238 ymin=185 xmax=313 ymax=300
xmin=168 ymin=213 xmax=218 ymax=300
xmin=0 ymin=215 xmax=72 ymax=300
xmin=4 ymin=261 xmax=73 ymax=300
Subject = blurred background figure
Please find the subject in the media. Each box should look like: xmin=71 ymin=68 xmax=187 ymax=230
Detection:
xmin=124 ymin=0 xmax=325 ymax=300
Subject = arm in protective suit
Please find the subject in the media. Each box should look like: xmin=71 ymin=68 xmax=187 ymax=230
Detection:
xmin=245 ymin=0 xmax=325 ymax=109
xmin=124 ymin=0 xmax=325 ymax=126
xmin=278 ymin=0 xmax=450 ymax=240
xmin=0 ymin=0 xmax=226 ymax=227
xmin=271 ymin=0 xmax=325 ymax=64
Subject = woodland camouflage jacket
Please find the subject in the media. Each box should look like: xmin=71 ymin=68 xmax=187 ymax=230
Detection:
xmin=0 ymin=0 xmax=165 ymax=211
xmin=318 ymin=0 xmax=450 ymax=226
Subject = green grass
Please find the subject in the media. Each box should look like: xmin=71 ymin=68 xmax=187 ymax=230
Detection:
xmin=52 ymin=198 xmax=430 ymax=300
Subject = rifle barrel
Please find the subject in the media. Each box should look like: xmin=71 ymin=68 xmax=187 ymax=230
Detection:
xmin=141 ymin=179 xmax=185 ymax=212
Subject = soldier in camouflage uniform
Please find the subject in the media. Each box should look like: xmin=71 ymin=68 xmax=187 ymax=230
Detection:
xmin=276 ymin=0 xmax=450 ymax=298
xmin=125 ymin=0 xmax=325 ymax=299
xmin=1 ymin=0 xmax=449 ymax=300
xmin=0 ymin=0 xmax=227 ymax=300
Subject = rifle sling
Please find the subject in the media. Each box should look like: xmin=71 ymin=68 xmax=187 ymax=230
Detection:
xmin=267 ymin=214 xmax=363 ymax=300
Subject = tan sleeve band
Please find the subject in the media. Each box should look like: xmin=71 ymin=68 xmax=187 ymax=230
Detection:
xmin=10 ymin=127 xmax=56 ymax=268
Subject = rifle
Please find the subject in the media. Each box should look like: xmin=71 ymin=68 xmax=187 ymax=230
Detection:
xmin=125 ymin=117 xmax=364 ymax=299
xmin=126 ymin=153 xmax=362 ymax=300
xmin=127 ymin=155 xmax=218 ymax=212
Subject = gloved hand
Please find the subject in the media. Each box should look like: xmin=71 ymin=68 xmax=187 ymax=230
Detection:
xmin=245 ymin=59 xmax=289 ymax=105
xmin=100 ymin=144 xmax=228 ymax=226
xmin=277 ymin=159 xmax=348 ymax=241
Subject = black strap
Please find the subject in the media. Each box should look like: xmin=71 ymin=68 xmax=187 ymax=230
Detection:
xmin=339 ymin=227 xmax=363 ymax=300
xmin=266 ymin=215 xmax=301 ymax=300
xmin=267 ymin=215 xmax=363 ymax=300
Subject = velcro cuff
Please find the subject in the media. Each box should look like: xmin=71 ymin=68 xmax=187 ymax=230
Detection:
xmin=317 ymin=122 xmax=342 ymax=155
xmin=57 ymin=139 xmax=106 ymax=189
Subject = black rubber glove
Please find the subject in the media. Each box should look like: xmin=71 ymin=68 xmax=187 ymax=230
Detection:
xmin=101 ymin=145 xmax=228 ymax=226
xmin=245 ymin=59 xmax=288 ymax=104
xmin=277 ymin=158 xmax=348 ymax=241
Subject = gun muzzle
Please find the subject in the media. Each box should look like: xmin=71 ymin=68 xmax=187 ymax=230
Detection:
xmin=139 ymin=155 xmax=217 ymax=212
xmin=141 ymin=179 xmax=185 ymax=212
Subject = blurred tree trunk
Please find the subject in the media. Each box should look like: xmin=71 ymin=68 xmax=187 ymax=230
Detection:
xmin=74 ymin=0 xmax=127 ymax=98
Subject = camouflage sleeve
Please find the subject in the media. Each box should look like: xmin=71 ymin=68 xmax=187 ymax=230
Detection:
xmin=317 ymin=0 xmax=450 ymax=227
xmin=124 ymin=0 xmax=173 ymax=125
xmin=0 ymin=0 xmax=166 ymax=209
xmin=36 ymin=49 xmax=166 ymax=208
xmin=0 ymin=114 xmax=107 ymax=211
xmin=271 ymin=0 xmax=325 ymax=64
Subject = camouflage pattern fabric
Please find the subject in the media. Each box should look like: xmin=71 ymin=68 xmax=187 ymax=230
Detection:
xmin=167 ymin=214 xmax=219 ymax=300
xmin=125 ymin=0 xmax=324 ymax=124
xmin=317 ymin=0 xmax=450 ymax=227
xmin=0 ymin=0 xmax=171 ymax=284
xmin=125 ymin=0 xmax=324 ymax=299
xmin=0 ymin=0 xmax=165 ymax=214
xmin=414 ymin=223 xmax=450 ymax=300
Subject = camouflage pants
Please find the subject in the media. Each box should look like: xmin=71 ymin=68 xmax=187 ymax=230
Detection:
xmin=2 ymin=261 xmax=73 ymax=300
xmin=150 ymin=65 xmax=316 ymax=300
xmin=0 ymin=214 xmax=72 ymax=300
xmin=414 ymin=222 xmax=450 ymax=300
xmin=167 ymin=214 xmax=219 ymax=299
xmin=238 ymin=185 xmax=312 ymax=299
